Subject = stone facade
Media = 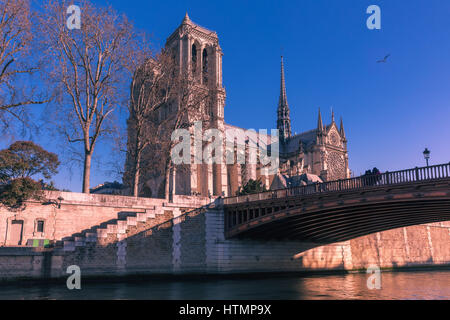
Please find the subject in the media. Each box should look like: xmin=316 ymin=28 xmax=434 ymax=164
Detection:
xmin=124 ymin=14 xmax=350 ymax=199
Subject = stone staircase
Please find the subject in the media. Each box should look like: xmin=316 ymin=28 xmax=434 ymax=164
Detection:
xmin=55 ymin=206 xmax=169 ymax=251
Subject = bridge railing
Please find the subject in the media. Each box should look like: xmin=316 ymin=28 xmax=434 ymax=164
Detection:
xmin=223 ymin=162 xmax=450 ymax=205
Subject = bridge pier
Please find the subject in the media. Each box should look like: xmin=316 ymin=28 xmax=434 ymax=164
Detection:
xmin=203 ymin=207 xmax=346 ymax=273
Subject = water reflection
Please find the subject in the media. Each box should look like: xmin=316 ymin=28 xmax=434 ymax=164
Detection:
xmin=0 ymin=270 xmax=449 ymax=300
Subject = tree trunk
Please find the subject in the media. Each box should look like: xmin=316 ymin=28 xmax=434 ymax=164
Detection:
xmin=132 ymin=125 xmax=144 ymax=197
xmin=164 ymin=157 xmax=172 ymax=201
xmin=82 ymin=152 xmax=92 ymax=193
xmin=133 ymin=152 xmax=141 ymax=197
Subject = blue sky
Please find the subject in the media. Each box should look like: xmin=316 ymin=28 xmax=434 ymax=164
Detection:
xmin=4 ymin=0 xmax=450 ymax=192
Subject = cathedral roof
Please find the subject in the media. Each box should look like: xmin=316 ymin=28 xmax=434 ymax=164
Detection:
xmin=281 ymin=120 xmax=335 ymax=154
xmin=224 ymin=122 xmax=339 ymax=154
xmin=282 ymin=129 xmax=317 ymax=153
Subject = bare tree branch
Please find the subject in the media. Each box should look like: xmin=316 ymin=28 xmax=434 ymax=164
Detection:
xmin=38 ymin=0 xmax=143 ymax=193
xmin=0 ymin=0 xmax=49 ymax=133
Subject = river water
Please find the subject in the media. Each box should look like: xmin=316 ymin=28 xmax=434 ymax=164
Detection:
xmin=1 ymin=270 xmax=449 ymax=300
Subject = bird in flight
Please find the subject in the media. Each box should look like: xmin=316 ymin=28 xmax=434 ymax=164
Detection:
xmin=377 ymin=54 xmax=391 ymax=63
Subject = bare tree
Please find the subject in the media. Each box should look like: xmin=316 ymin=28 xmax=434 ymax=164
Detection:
xmin=125 ymin=51 xmax=177 ymax=197
xmin=0 ymin=0 xmax=48 ymax=133
xmin=161 ymin=70 xmax=211 ymax=200
xmin=38 ymin=0 xmax=143 ymax=193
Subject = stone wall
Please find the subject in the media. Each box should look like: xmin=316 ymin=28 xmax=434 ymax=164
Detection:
xmin=0 ymin=196 xmax=449 ymax=281
xmin=347 ymin=221 xmax=450 ymax=270
xmin=0 ymin=191 xmax=208 ymax=247
xmin=0 ymin=248 xmax=42 ymax=280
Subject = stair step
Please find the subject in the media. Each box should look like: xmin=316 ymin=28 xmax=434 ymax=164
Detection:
xmin=107 ymin=224 xmax=118 ymax=233
xmin=74 ymin=236 xmax=85 ymax=246
xmin=54 ymin=205 xmax=165 ymax=252
xmin=117 ymin=212 xmax=138 ymax=219
xmin=96 ymin=229 xmax=108 ymax=238
xmin=117 ymin=234 xmax=127 ymax=241
xmin=152 ymin=208 xmax=164 ymax=215
xmin=85 ymin=232 xmax=97 ymax=242
xmin=63 ymin=240 xmax=75 ymax=251
xmin=136 ymin=212 xmax=147 ymax=222
xmin=127 ymin=216 xmax=137 ymax=226
xmin=117 ymin=220 xmax=128 ymax=234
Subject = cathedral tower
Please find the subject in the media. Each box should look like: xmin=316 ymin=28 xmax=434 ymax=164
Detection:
xmin=165 ymin=13 xmax=228 ymax=197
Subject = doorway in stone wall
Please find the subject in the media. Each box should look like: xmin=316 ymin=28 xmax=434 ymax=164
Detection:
xmin=8 ymin=220 xmax=24 ymax=246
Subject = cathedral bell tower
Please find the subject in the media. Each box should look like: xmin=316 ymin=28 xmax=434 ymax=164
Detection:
xmin=164 ymin=13 xmax=228 ymax=197
xmin=165 ymin=13 xmax=225 ymax=122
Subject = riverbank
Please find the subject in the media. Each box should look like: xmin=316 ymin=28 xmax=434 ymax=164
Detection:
xmin=1 ymin=192 xmax=449 ymax=283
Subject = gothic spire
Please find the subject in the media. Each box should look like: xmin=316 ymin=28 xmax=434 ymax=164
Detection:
xmin=317 ymin=108 xmax=324 ymax=132
xmin=279 ymin=56 xmax=288 ymax=107
xmin=182 ymin=12 xmax=190 ymax=24
xmin=316 ymin=108 xmax=324 ymax=145
xmin=340 ymin=116 xmax=346 ymax=139
xmin=331 ymin=108 xmax=335 ymax=123
xmin=277 ymin=56 xmax=292 ymax=141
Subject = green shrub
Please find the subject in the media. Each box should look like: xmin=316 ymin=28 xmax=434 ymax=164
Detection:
xmin=236 ymin=179 xmax=268 ymax=196
xmin=0 ymin=177 xmax=44 ymax=210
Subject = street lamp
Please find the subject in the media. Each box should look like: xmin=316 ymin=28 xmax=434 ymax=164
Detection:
xmin=423 ymin=148 xmax=431 ymax=167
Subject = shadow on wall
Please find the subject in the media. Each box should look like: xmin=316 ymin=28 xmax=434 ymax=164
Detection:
xmin=293 ymin=245 xmax=347 ymax=270
xmin=55 ymin=204 xmax=343 ymax=276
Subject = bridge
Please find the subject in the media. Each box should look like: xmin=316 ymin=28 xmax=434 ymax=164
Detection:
xmin=223 ymin=162 xmax=450 ymax=243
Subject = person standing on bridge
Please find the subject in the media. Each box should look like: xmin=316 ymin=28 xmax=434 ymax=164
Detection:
xmin=372 ymin=167 xmax=382 ymax=185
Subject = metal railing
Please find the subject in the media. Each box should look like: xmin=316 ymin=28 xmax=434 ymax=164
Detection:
xmin=224 ymin=162 xmax=450 ymax=205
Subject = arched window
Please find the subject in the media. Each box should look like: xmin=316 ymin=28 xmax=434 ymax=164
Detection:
xmin=191 ymin=44 xmax=197 ymax=75
xmin=202 ymin=48 xmax=208 ymax=84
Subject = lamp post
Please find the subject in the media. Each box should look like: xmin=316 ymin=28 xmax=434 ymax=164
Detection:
xmin=423 ymin=148 xmax=430 ymax=167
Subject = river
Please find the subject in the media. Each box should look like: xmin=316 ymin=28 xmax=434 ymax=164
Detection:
xmin=0 ymin=270 xmax=449 ymax=300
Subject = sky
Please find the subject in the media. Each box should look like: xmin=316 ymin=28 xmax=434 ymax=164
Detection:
xmin=3 ymin=0 xmax=450 ymax=192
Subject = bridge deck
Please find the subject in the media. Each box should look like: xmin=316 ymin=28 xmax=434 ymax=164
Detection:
xmin=223 ymin=163 xmax=450 ymax=242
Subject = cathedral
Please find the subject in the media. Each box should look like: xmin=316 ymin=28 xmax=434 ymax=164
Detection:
xmin=124 ymin=14 xmax=350 ymax=198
